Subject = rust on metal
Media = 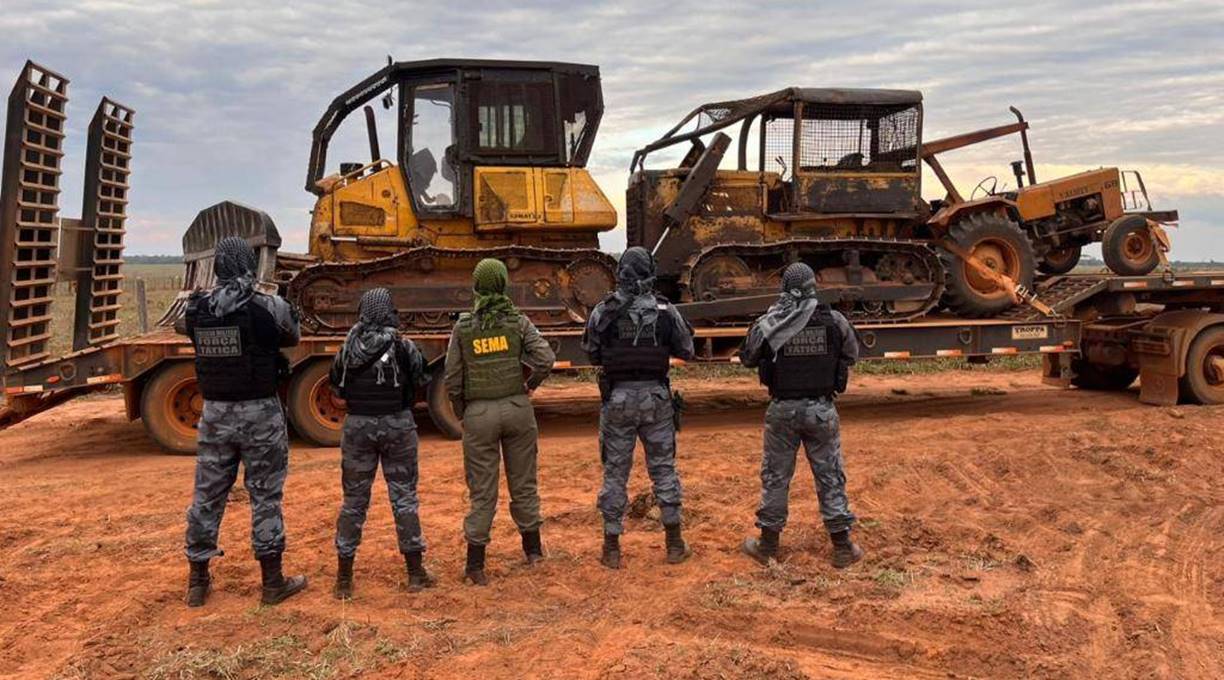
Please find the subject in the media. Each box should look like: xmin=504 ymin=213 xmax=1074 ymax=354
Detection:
xmin=71 ymin=97 xmax=135 ymax=350
xmin=0 ymin=61 xmax=69 ymax=368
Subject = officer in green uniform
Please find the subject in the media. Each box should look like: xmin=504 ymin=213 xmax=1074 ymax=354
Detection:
xmin=444 ymin=258 xmax=556 ymax=585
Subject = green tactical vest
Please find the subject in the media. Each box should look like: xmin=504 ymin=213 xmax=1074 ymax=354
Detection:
xmin=456 ymin=313 xmax=525 ymax=401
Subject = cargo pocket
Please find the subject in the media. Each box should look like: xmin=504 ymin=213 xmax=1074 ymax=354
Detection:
xmin=605 ymin=391 xmax=629 ymax=425
xmin=648 ymin=387 xmax=673 ymax=424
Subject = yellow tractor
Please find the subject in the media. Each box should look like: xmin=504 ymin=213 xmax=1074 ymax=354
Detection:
xmin=167 ymin=59 xmax=619 ymax=331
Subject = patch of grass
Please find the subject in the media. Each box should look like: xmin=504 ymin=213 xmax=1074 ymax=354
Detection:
xmin=873 ymin=567 xmax=913 ymax=589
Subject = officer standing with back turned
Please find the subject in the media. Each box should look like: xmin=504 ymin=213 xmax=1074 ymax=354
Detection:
xmin=445 ymin=258 xmax=556 ymax=585
xmin=739 ymin=262 xmax=863 ymax=568
xmin=178 ymin=236 xmax=307 ymax=607
xmin=329 ymin=288 xmax=434 ymax=599
xmin=583 ymin=246 xmax=695 ymax=569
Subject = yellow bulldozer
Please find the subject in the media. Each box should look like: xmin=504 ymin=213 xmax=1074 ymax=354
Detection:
xmin=165 ymin=59 xmax=619 ymax=332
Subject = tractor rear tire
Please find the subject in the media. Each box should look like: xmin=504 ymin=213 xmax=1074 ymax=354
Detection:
xmin=1070 ymin=359 xmax=1139 ymax=391
xmin=1038 ymin=244 xmax=1082 ymax=275
xmin=427 ymin=370 xmax=463 ymax=440
xmin=141 ymin=361 xmax=202 ymax=455
xmin=1102 ymin=215 xmax=1160 ymax=276
xmin=1178 ymin=326 xmax=1224 ymax=405
xmin=939 ymin=212 xmax=1036 ymax=318
xmin=286 ymin=359 xmax=344 ymax=447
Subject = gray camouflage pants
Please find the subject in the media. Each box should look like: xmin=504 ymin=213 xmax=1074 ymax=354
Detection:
xmin=598 ymin=381 xmax=683 ymax=534
xmin=185 ymin=396 xmax=289 ymax=562
xmin=335 ymin=410 xmax=425 ymax=557
xmin=756 ymin=397 xmax=855 ymax=534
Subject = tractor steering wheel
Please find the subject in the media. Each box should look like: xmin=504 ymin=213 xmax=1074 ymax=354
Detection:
xmin=971 ymin=176 xmax=999 ymax=200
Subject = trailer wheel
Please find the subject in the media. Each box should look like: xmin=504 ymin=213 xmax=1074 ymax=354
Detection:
xmin=286 ymin=359 xmax=344 ymax=447
xmin=939 ymin=212 xmax=1036 ymax=318
xmin=1070 ymin=359 xmax=1139 ymax=391
xmin=427 ymin=371 xmax=462 ymax=440
xmin=1178 ymin=326 xmax=1224 ymax=405
xmin=1102 ymin=215 xmax=1159 ymax=276
xmin=141 ymin=362 xmax=201 ymax=455
xmin=1038 ymin=245 xmax=1082 ymax=275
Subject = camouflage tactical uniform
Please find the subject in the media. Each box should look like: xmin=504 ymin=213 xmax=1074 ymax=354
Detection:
xmin=739 ymin=262 xmax=862 ymax=568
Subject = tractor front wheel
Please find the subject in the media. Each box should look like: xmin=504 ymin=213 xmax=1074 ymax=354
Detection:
xmin=1102 ymin=215 xmax=1160 ymax=276
xmin=939 ymin=212 xmax=1036 ymax=318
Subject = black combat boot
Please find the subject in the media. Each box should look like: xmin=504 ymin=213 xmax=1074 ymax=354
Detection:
xmin=663 ymin=523 xmax=692 ymax=564
xmin=600 ymin=532 xmax=621 ymax=570
xmin=464 ymin=543 xmax=488 ymax=586
xmin=333 ymin=555 xmax=354 ymax=601
xmin=405 ymin=552 xmax=435 ymax=592
xmin=186 ymin=560 xmax=211 ymax=607
xmin=521 ymin=529 xmax=544 ymax=566
xmin=741 ymin=527 xmax=781 ymax=565
xmin=830 ymin=530 xmax=864 ymax=569
xmin=258 ymin=554 xmax=308 ymax=605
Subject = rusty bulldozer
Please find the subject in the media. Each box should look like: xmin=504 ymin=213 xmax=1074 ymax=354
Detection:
xmin=627 ymin=88 xmax=1177 ymax=320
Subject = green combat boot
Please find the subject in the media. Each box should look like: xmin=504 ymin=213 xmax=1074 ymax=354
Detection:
xmin=600 ymin=533 xmax=621 ymax=570
xmin=186 ymin=560 xmax=211 ymax=608
xmin=521 ymin=530 xmax=544 ymax=566
xmin=741 ymin=527 xmax=780 ymax=565
xmin=405 ymin=552 xmax=435 ymax=592
xmin=259 ymin=554 xmax=308 ymax=605
xmin=664 ymin=523 xmax=692 ymax=564
xmin=830 ymin=530 xmax=864 ymax=569
xmin=333 ymin=556 xmax=354 ymax=600
xmin=464 ymin=543 xmax=488 ymax=586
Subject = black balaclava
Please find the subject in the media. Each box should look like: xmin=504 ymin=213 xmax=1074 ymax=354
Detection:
xmin=339 ymin=287 xmax=401 ymax=387
xmin=208 ymin=236 xmax=257 ymax=317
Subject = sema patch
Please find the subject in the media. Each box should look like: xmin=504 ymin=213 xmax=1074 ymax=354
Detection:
xmin=472 ymin=335 xmax=510 ymax=355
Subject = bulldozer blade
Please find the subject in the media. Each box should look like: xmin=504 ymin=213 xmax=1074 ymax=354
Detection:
xmin=0 ymin=61 xmax=69 ymax=368
xmin=157 ymin=201 xmax=283 ymax=327
xmin=70 ymin=98 xmax=134 ymax=350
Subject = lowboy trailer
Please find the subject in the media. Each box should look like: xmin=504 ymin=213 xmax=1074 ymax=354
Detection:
xmin=2 ymin=270 xmax=1222 ymax=453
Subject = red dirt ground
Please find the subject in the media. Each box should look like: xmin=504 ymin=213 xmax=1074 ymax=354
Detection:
xmin=0 ymin=371 xmax=1220 ymax=679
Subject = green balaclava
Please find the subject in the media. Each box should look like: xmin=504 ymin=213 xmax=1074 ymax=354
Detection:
xmin=472 ymin=258 xmax=518 ymax=329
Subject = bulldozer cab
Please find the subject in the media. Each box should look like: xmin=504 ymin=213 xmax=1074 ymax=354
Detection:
xmin=630 ymin=87 xmax=925 ymax=219
xmin=307 ymin=59 xmax=605 ymax=224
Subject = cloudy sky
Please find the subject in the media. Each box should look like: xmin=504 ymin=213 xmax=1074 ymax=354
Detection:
xmin=3 ymin=0 xmax=1222 ymax=259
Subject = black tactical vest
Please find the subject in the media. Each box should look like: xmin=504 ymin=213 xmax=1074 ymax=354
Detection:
xmin=761 ymin=307 xmax=844 ymax=400
xmin=340 ymin=342 xmax=413 ymax=416
xmin=189 ymin=296 xmax=282 ymax=402
xmin=600 ymin=299 xmax=672 ymax=384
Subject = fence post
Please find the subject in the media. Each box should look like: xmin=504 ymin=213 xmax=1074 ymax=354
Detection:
xmin=136 ymin=278 xmax=149 ymax=334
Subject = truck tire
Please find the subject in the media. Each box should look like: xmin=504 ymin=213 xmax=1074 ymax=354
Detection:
xmin=939 ymin=212 xmax=1036 ymax=318
xmin=1070 ymin=358 xmax=1138 ymax=391
xmin=1178 ymin=326 xmax=1224 ymax=405
xmin=1102 ymin=215 xmax=1159 ymax=276
xmin=286 ymin=359 xmax=344 ymax=447
xmin=427 ymin=371 xmax=462 ymax=440
xmin=141 ymin=361 xmax=201 ymax=455
xmin=1038 ymin=244 xmax=1082 ymax=275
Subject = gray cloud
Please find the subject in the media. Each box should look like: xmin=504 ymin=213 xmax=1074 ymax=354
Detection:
xmin=1 ymin=0 xmax=1221 ymax=258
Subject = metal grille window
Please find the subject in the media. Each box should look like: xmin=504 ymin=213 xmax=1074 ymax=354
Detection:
xmin=764 ymin=117 xmax=794 ymax=178
xmin=797 ymin=104 xmax=919 ymax=173
xmin=472 ymin=82 xmax=556 ymax=154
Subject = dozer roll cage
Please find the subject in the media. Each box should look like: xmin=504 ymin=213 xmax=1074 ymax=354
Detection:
xmin=629 ymin=87 xmax=924 ymax=174
xmin=305 ymin=58 xmax=604 ymax=207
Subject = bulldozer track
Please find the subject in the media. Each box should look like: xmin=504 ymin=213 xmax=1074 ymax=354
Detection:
xmin=679 ymin=238 xmax=946 ymax=323
xmin=286 ymin=244 xmax=618 ymax=333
